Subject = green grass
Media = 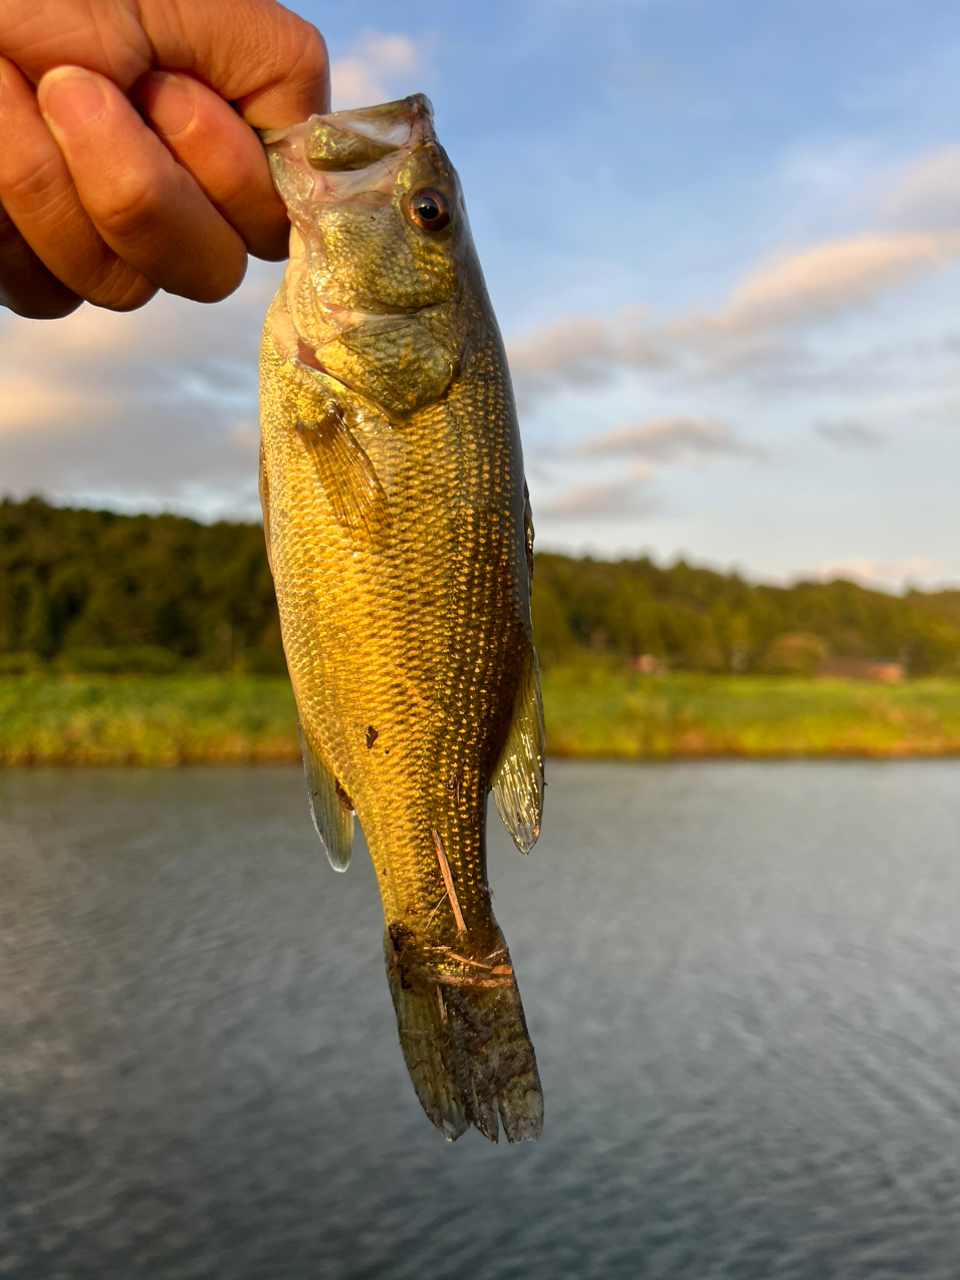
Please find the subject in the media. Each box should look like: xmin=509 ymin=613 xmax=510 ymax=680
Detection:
xmin=543 ymin=665 xmax=960 ymax=759
xmin=3 ymin=669 xmax=960 ymax=765
xmin=0 ymin=676 xmax=301 ymax=766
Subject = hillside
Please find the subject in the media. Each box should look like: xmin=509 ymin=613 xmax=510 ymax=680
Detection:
xmin=2 ymin=496 xmax=960 ymax=676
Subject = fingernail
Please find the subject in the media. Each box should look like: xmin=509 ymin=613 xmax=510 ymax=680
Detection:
xmin=39 ymin=66 xmax=106 ymax=134
xmin=135 ymin=71 xmax=196 ymax=137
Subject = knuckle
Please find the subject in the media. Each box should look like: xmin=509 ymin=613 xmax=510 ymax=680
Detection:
xmin=189 ymin=250 xmax=246 ymax=304
xmin=296 ymin=22 xmax=330 ymax=77
xmin=83 ymin=257 xmax=157 ymax=311
xmin=92 ymin=168 xmax=167 ymax=243
xmin=0 ymin=202 xmax=82 ymax=318
xmin=5 ymin=291 xmax=83 ymax=320
xmin=285 ymin=21 xmax=330 ymax=98
xmin=0 ymin=151 xmax=66 ymax=211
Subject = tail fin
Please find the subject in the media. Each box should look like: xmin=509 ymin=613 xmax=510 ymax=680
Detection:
xmin=384 ymin=929 xmax=543 ymax=1142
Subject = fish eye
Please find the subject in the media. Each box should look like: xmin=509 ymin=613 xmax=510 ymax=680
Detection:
xmin=408 ymin=189 xmax=452 ymax=231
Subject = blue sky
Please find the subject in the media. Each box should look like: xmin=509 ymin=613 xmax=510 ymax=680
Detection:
xmin=3 ymin=0 xmax=960 ymax=589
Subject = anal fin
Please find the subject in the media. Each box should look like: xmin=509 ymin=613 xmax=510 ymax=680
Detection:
xmin=299 ymin=725 xmax=354 ymax=872
xmin=492 ymin=651 xmax=545 ymax=854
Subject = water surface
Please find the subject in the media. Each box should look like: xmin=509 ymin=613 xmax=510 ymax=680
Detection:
xmin=2 ymin=762 xmax=960 ymax=1278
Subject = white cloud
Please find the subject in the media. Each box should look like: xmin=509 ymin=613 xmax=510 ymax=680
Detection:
xmin=0 ymin=262 xmax=280 ymax=516
xmin=579 ymin=415 xmax=761 ymax=462
xmin=507 ymin=308 xmax=660 ymax=376
xmin=330 ymin=33 xmax=425 ymax=111
xmin=0 ymin=375 xmax=100 ymax=430
xmin=506 ymin=147 xmax=960 ymax=400
xmin=808 ymin=557 xmax=958 ymax=591
xmin=713 ymin=231 xmax=960 ymax=326
xmin=534 ymin=416 xmax=761 ymax=523
xmin=539 ymin=471 xmax=657 ymax=519
xmin=882 ymin=146 xmax=960 ymax=231
xmin=814 ymin=419 xmax=886 ymax=449
xmin=506 ymin=308 xmax=663 ymax=411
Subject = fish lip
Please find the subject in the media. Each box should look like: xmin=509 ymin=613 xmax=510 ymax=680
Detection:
xmin=316 ymin=93 xmax=435 ymax=148
xmin=263 ymin=95 xmax=439 ymax=225
xmin=262 ymin=94 xmax=436 ymax=169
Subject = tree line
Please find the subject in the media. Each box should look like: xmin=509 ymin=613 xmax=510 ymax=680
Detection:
xmin=2 ymin=496 xmax=959 ymax=676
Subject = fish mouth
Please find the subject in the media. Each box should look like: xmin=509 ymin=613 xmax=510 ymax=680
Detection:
xmin=261 ymin=94 xmax=436 ymax=209
xmin=261 ymin=94 xmax=435 ymax=152
xmin=263 ymin=94 xmax=445 ymax=255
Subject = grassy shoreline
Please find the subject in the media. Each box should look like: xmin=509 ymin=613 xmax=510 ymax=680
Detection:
xmin=4 ymin=670 xmax=960 ymax=766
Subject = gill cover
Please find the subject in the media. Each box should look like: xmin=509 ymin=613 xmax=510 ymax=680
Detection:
xmin=263 ymin=96 xmax=470 ymax=415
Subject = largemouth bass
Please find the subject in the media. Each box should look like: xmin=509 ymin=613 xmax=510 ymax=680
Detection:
xmin=259 ymin=95 xmax=545 ymax=1142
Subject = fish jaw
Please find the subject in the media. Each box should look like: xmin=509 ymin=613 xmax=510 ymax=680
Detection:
xmin=262 ymin=95 xmax=438 ymax=235
xmin=262 ymin=91 xmax=464 ymax=319
xmin=262 ymin=92 xmax=474 ymax=416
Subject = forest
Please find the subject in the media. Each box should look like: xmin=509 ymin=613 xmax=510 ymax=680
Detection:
xmin=2 ymin=495 xmax=960 ymax=677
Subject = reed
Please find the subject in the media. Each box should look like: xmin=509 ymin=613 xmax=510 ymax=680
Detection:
xmin=543 ymin=664 xmax=960 ymax=759
xmin=3 ymin=670 xmax=960 ymax=765
xmin=0 ymin=676 xmax=301 ymax=766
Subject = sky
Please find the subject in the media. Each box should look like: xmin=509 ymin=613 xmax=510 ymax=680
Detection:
xmin=3 ymin=0 xmax=960 ymax=591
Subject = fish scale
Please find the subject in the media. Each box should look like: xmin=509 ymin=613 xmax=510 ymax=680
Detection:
xmin=259 ymin=94 xmax=545 ymax=1141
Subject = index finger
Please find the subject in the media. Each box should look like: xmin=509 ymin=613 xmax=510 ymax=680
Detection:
xmin=0 ymin=0 xmax=329 ymax=125
xmin=143 ymin=0 xmax=330 ymax=125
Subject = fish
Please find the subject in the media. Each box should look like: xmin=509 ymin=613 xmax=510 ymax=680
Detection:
xmin=258 ymin=95 xmax=545 ymax=1143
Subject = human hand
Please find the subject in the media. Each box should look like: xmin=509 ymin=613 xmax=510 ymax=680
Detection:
xmin=0 ymin=0 xmax=328 ymax=319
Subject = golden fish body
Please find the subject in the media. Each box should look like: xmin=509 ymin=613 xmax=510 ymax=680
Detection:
xmin=259 ymin=96 xmax=545 ymax=1141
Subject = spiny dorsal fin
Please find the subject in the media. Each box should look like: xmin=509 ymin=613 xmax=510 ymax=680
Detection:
xmin=297 ymin=407 xmax=388 ymax=537
xmin=492 ymin=652 xmax=545 ymax=854
xmin=299 ymin=725 xmax=354 ymax=872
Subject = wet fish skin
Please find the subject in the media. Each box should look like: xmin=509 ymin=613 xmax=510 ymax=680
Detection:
xmin=259 ymin=95 xmax=545 ymax=1142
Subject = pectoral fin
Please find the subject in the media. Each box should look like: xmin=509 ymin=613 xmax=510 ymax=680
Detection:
xmin=522 ymin=480 xmax=535 ymax=586
xmin=299 ymin=726 xmax=354 ymax=872
xmin=258 ymin=443 xmax=274 ymax=574
xmin=492 ymin=652 xmax=545 ymax=854
xmin=297 ymin=407 xmax=388 ymax=536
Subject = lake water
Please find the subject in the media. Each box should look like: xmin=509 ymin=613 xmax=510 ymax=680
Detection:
xmin=3 ymin=761 xmax=960 ymax=1278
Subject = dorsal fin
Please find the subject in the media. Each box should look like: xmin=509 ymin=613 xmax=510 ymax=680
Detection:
xmin=299 ymin=725 xmax=354 ymax=871
xmin=491 ymin=652 xmax=545 ymax=854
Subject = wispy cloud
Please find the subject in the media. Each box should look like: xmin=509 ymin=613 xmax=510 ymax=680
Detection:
xmin=535 ymin=415 xmax=760 ymax=522
xmin=808 ymin=556 xmax=957 ymax=591
xmin=814 ymin=419 xmax=886 ymax=449
xmin=682 ymin=231 xmax=960 ymax=333
xmin=882 ymin=145 xmax=960 ymax=231
xmin=0 ymin=376 xmax=99 ymax=430
xmin=578 ymin=415 xmax=761 ymax=462
xmin=507 ymin=146 xmax=960 ymax=405
xmin=539 ymin=469 xmax=657 ymax=519
xmin=330 ymin=32 xmax=426 ymax=110
xmin=506 ymin=309 xmax=662 ymax=411
xmin=0 ymin=263 xmax=279 ymax=515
